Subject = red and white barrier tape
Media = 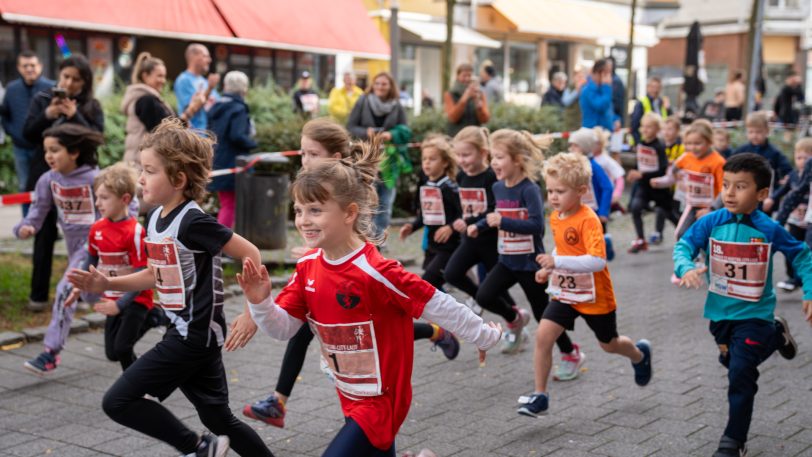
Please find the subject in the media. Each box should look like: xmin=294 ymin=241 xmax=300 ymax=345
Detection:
xmin=0 ymin=191 xmax=35 ymax=207
xmin=208 ymin=150 xmax=300 ymax=178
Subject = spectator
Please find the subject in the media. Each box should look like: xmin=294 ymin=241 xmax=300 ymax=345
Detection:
xmin=629 ymin=75 xmax=672 ymax=145
xmin=580 ymin=58 xmax=617 ymax=131
xmin=174 ymin=43 xmax=219 ymax=130
xmin=563 ymin=67 xmax=587 ymax=132
xmin=121 ymin=52 xmax=180 ymax=166
xmin=479 ymin=61 xmax=503 ymax=106
xmin=724 ymin=70 xmax=746 ymax=121
xmin=327 ymin=72 xmax=362 ymax=124
xmin=700 ymin=88 xmax=726 ymax=122
xmin=399 ymin=82 xmax=414 ymax=108
xmin=346 ymin=71 xmax=412 ymax=238
xmin=542 ymin=72 xmax=582 ymax=111
xmin=292 ymin=71 xmax=319 ymax=118
xmin=444 ymin=63 xmax=490 ymax=136
xmin=23 ymin=54 xmax=104 ymax=312
xmin=607 ymin=57 xmax=627 ymax=125
xmin=0 ymin=50 xmax=53 ymax=217
xmin=207 ymin=71 xmax=257 ymax=229
xmin=774 ymin=70 xmax=805 ymax=127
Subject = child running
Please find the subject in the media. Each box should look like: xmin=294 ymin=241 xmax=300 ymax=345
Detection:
xmin=652 ymin=115 xmax=686 ymax=243
xmin=674 ymin=152 xmax=810 ymax=457
xmin=517 ymin=152 xmax=652 ymax=417
xmin=591 ymin=127 xmax=626 ymax=217
xmin=69 ymin=119 xmax=273 ymax=457
xmin=240 ymin=139 xmax=501 ymax=457
xmin=15 ymin=124 xmax=104 ymax=375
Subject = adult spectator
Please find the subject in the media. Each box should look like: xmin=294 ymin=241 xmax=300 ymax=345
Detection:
xmin=774 ymin=70 xmax=805 ymax=127
xmin=629 ymin=75 xmax=671 ymax=145
xmin=23 ymin=54 xmax=103 ymax=312
xmin=699 ymin=88 xmax=726 ymax=122
xmin=563 ymin=67 xmax=587 ymax=132
xmin=479 ymin=61 xmax=503 ymax=106
xmin=174 ymin=43 xmax=219 ymax=130
xmin=292 ymin=71 xmax=319 ymax=118
xmin=327 ymin=72 xmax=363 ymax=124
xmin=0 ymin=50 xmax=53 ymax=216
xmin=121 ymin=52 xmax=182 ymax=166
xmin=607 ymin=57 xmax=627 ymax=125
xmin=542 ymin=72 xmax=582 ymax=111
xmin=444 ymin=63 xmax=490 ymax=136
xmin=346 ymin=71 xmax=411 ymax=237
xmin=579 ymin=58 xmax=617 ymax=131
xmin=724 ymin=70 xmax=746 ymax=121
xmin=208 ymin=71 xmax=257 ymax=229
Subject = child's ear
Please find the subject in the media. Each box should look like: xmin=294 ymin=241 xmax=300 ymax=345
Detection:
xmin=756 ymin=187 xmax=770 ymax=202
xmin=344 ymin=202 xmax=360 ymax=224
xmin=121 ymin=193 xmax=133 ymax=205
xmin=172 ymin=171 xmax=187 ymax=191
xmin=577 ymin=184 xmax=588 ymax=196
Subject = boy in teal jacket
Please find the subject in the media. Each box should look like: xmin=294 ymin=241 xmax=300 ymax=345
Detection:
xmin=673 ymin=153 xmax=812 ymax=457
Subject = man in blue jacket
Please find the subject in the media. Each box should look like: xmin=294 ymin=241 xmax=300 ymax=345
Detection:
xmin=579 ymin=59 xmax=618 ymax=132
xmin=0 ymin=50 xmax=53 ymax=216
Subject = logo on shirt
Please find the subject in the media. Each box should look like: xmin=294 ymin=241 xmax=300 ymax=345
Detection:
xmin=94 ymin=230 xmax=103 ymax=241
xmin=750 ymin=237 xmax=765 ymax=243
xmin=305 ymin=278 xmax=316 ymax=293
xmin=336 ymin=280 xmax=361 ymax=310
xmin=564 ymin=227 xmax=580 ymax=245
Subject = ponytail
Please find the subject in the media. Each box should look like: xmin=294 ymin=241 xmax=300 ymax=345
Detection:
xmin=131 ymin=52 xmax=165 ymax=85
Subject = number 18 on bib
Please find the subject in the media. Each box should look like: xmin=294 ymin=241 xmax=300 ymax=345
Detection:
xmin=708 ymin=239 xmax=770 ymax=302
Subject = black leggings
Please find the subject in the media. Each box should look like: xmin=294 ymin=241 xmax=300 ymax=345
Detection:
xmin=476 ymin=263 xmax=574 ymax=353
xmin=655 ymin=200 xmax=682 ymax=234
xmin=445 ymin=237 xmax=515 ymax=309
xmin=30 ymin=209 xmax=57 ymax=302
xmin=422 ymin=247 xmax=453 ymax=289
xmin=631 ymin=191 xmax=678 ymax=239
xmin=322 ymin=417 xmax=395 ymax=457
xmin=275 ymin=324 xmax=315 ymax=397
xmin=104 ymin=304 xmax=150 ymax=371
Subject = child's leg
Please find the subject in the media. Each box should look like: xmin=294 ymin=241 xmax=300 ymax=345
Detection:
xmin=104 ymin=315 xmax=122 ymax=363
xmin=444 ymin=241 xmax=481 ymax=298
xmin=275 ymin=324 xmax=314 ymax=401
xmin=322 ymin=417 xmax=395 ymax=457
xmin=630 ymin=192 xmax=648 ymax=239
xmin=515 ymin=271 xmax=574 ymax=354
xmin=475 ymin=263 xmax=521 ymax=322
xmin=674 ymin=207 xmax=699 ymax=241
xmin=110 ymin=305 xmax=150 ymax=371
xmin=533 ymin=319 xmax=566 ymax=393
xmin=30 ymin=210 xmax=57 ymax=303
xmin=599 ymin=336 xmax=644 ymax=363
xmin=216 ymin=190 xmax=236 ymax=229
xmin=42 ymin=245 xmax=88 ymax=353
xmin=413 ymin=322 xmax=435 ymax=340
xmin=421 ymin=248 xmax=452 ymax=289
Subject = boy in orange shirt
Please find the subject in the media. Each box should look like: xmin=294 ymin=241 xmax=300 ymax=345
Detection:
xmin=517 ymin=152 xmax=652 ymax=417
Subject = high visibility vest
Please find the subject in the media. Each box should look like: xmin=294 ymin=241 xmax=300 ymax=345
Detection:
xmin=630 ymin=96 xmax=669 ymax=145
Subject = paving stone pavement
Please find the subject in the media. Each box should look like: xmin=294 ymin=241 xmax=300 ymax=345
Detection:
xmin=1 ymin=219 xmax=812 ymax=457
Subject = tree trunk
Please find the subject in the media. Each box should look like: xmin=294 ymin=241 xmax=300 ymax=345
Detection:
xmin=443 ymin=0 xmax=456 ymax=94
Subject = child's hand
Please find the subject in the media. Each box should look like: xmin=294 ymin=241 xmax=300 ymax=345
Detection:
xmin=762 ymin=198 xmax=774 ymax=213
xmin=452 ymin=218 xmax=467 ymax=233
xmin=93 ymin=299 xmax=120 ymax=316
xmin=290 ymin=246 xmax=309 ymax=259
xmin=478 ymin=321 xmax=503 ymax=367
xmin=536 ymin=254 xmax=555 ymax=270
xmin=64 ymin=288 xmax=82 ymax=308
xmin=485 ymin=212 xmax=502 ymax=228
xmin=803 ymin=300 xmax=812 ymax=325
xmin=467 ymin=225 xmax=479 ymax=238
xmin=225 ymin=312 xmax=258 ymax=351
xmin=399 ymin=223 xmax=413 ymax=240
xmin=535 ymin=268 xmax=550 ymax=284
xmin=235 ymin=258 xmax=271 ymax=305
xmin=627 ymin=170 xmax=642 ymax=182
xmin=17 ymin=225 xmax=36 ymax=239
xmin=434 ymin=225 xmax=453 ymax=243
xmin=68 ymin=266 xmax=110 ymax=294
xmin=678 ymin=266 xmax=708 ymax=289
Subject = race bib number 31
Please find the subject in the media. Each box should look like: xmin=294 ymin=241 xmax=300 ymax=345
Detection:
xmin=145 ymin=240 xmax=185 ymax=310
xmin=497 ymin=208 xmax=534 ymax=255
xmin=709 ymin=239 xmax=770 ymax=302
xmin=308 ymin=316 xmax=382 ymax=398
xmin=547 ymin=269 xmax=596 ymax=304
xmin=420 ymin=186 xmax=446 ymax=226
xmin=51 ymin=182 xmax=95 ymax=225
xmin=459 ymin=188 xmax=487 ymax=219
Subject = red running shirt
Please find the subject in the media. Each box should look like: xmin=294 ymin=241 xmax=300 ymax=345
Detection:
xmin=88 ymin=217 xmax=154 ymax=309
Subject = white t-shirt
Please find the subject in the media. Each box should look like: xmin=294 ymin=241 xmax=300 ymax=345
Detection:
xmin=593 ymin=153 xmax=625 ymax=182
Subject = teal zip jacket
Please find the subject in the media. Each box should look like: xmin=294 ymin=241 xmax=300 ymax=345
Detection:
xmin=673 ymin=208 xmax=812 ymax=322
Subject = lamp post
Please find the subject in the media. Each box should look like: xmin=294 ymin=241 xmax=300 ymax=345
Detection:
xmin=390 ymin=0 xmax=400 ymax=79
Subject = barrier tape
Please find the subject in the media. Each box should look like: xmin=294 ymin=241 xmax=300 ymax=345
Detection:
xmin=0 ymin=191 xmax=35 ymax=207
xmin=208 ymin=150 xmax=300 ymax=178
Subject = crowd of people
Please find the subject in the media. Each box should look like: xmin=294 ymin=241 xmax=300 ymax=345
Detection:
xmin=0 ymin=41 xmax=811 ymax=457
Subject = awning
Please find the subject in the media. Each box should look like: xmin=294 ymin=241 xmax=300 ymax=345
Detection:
xmin=0 ymin=0 xmax=234 ymax=42
xmin=399 ymin=19 xmax=501 ymax=49
xmin=211 ymin=0 xmax=390 ymax=60
xmin=491 ymin=0 xmax=658 ymax=47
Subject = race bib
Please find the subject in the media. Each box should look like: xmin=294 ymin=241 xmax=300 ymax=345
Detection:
xmin=97 ymin=252 xmax=135 ymax=299
xmin=790 ymin=202 xmax=808 ymax=227
xmin=420 ymin=186 xmax=445 ymax=226
xmin=581 ymin=182 xmax=597 ymax=210
xmin=51 ymin=182 xmax=95 ymax=225
xmin=683 ymin=170 xmax=714 ymax=207
xmin=145 ymin=240 xmax=185 ymax=310
xmin=708 ymin=239 xmax=770 ymax=302
xmin=636 ymin=145 xmax=660 ymax=173
xmin=803 ymin=192 xmax=812 ymax=225
xmin=300 ymin=93 xmax=319 ymax=112
xmin=497 ymin=208 xmax=534 ymax=255
xmin=308 ymin=316 xmax=382 ymax=398
xmin=547 ymin=269 xmax=596 ymax=304
xmin=459 ymin=188 xmax=487 ymax=219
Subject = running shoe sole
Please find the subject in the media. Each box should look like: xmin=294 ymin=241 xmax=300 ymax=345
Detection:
xmin=242 ymin=404 xmax=285 ymax=428
xmin=774 ymin=315 xmax=797 ymax=360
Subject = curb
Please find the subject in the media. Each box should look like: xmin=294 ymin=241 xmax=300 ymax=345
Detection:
xmin=2 ymin=312 xmax=108 ymax=351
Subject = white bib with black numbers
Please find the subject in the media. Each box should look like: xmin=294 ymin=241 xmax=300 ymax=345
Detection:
xmin=708 ymin=238 xmax=770 ymax=302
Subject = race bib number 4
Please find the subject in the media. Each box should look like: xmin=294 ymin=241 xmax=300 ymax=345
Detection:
xmin=145 ymin=240 xmax=185 ymax=310
xmin=547 ymin=269 xmax=596 ymax=304
xmin=97 ymin=252 xmax=135 ymax=298
xmin=420 ymin=186 xmax=445 ymax=226
xmin=683 ymin=170 xmax=714 ymax=207
xmin=709 ymin=239 xmax=770 ymax=302
xmin=636 ymin=145 xmax=660 ymax=173
xmin=459 ymin=188 xmax=487 ymax=219
xmin=497 ymin=208 xmax=534 ymax=255
xmin=307 ymin=316 xmax=382 ymax=398
xmin=51 ymin=182 xmax=95 ymax=225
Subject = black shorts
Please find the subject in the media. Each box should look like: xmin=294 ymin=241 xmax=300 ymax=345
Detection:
xmin=121 ymin=335 xmax=229 ymax=405
xmin=542 ymin=300 xmax=619 ymax=344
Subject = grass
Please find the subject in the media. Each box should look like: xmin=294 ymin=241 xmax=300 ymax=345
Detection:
xmin=0 ymin=253 xmax=75 ymax=332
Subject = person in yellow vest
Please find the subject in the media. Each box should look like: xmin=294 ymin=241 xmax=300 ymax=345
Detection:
xmin=327 ymin=72 xmax=363 ymax=124
xmin=630 ymin=76 xmax=671 ymax=145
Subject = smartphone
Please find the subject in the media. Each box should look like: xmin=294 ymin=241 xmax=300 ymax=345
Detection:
xmin=51 ymin=87 xmax=67 ymax=99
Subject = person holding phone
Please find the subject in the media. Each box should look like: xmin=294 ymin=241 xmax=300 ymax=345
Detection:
xmin=444 ymin=63 xmax=490 ymax=137
xmin=579 ymin=58 xmax=618 ymax=132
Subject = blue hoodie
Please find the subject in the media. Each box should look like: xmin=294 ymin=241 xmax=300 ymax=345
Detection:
xmin=579 ymin=76 xmax=617 ymax=131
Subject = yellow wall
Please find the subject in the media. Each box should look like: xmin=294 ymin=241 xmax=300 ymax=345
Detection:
xmin=363 ymin=0 xmax=445 ymax=16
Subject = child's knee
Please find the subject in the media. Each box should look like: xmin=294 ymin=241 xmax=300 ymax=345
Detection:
xmin=599 ymin=339 xmax=619 ymax=353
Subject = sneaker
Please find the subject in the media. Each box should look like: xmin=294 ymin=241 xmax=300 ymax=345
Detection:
xmin=517 ymin=392 xmax=549 ymax=418
xmin=776 ymin=280 xmax=798 ymax=292
xmin=628 ymin=239 xmax=648 ymax=254
xmin=553 ymin=344 xmax=586 ymax=381
xmin=605 ymin=234 xmax=615 ymax=262
xmin=632 ymin=339 xmax=652 ymax=386
xmin=431 ymin=329 xmax=460 ymax=360
xmin=712 ymin=435 xmax=747 ymax=457
xmin=26 ymin=300 xmax=48 ymax=312
xmin=501 ymin=308 xmax=531 ymax=354
xmin=195 ymin=432 xmax=230 ymax=457
xmin=774 ymin=315 xmax=797 ymax=360
xmin=242 ymin=394 xmax=286 ymax=428
xmin=464 ymin=297 xmax=484 ymax=316
xmin=648 ymin=232 xmax=663 ymax=245
xmin=23 ymin=350 xmax=60 ymax=375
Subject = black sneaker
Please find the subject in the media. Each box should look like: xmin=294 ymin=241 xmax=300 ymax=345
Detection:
xmin=196 ymin=433 xmax=230 ymax=457
xmin=23 ymin=350 xmax=60 ymax=375
xmin=517 ymin=392 xmax=549 ymax=418
xmin=632 ymin=339 xmax=652 ymax=386
xmin=431 ymin=329 xmax=460 ymax=360
xmin=712 ymin=435 xmax=747 ymax=456
xmin=774 ymin=315 xmax=797 ymax=360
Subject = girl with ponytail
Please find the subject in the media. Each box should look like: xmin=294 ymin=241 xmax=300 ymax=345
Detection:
xmin=121 ymin=52 xmax=174 ymax=165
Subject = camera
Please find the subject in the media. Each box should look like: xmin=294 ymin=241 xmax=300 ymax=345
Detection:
xmin=51 ymin=87 xmax=67 ymax=99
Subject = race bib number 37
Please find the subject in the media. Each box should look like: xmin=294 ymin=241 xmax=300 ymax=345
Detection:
xmin=420 ymin=186 xmax=446 ymax=226
xmin=145 ymin=240 xmax=185 ymax=310
xmin=497 ymin=208 xmax=534 ymax=255
xmin=308 ymin=316 xmax=382 ymax=398
xmin=709 ymin=239 xmax=770 ymax=302
xmin=51 ymin=182 xmax=95 ymax=225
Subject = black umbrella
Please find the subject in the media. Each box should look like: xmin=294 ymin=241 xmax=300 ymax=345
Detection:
xmin=683 ymin=21 xmax=704 ymax=119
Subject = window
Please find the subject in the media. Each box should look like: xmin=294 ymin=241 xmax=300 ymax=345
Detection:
xmin=254 ymin=49 xmax=272 ymax=86
xmin=0 ymin=26 xmax=16 ymax=84
xmin=508 ymin=42 xmax=537 ymax=93
xmin=275 ymin=50 xmax=294 ymax=90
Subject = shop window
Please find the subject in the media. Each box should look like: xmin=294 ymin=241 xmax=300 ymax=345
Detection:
xmin=0 ymin=26 xmax=16 ymax=84
xmin=509 ymin=42 xmax=537 ymax=93
xmin=254 ymin=49 xmax=272 ymax=86
xmin=275 ymin=50 xmax=294 ymax=90
xmin=475 ymin=47 xmax=505 ymax=81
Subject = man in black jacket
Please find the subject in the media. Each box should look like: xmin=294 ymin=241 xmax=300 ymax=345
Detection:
xmin=774 ymin=71 xmax=805 ymax=127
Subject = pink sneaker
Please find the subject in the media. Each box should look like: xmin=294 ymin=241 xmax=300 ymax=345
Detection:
xmin=554 ymin=343 xmax=586 ymax=381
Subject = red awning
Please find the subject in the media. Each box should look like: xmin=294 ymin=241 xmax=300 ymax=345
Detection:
xmin=0 ymin=0 xmax=235 ymax=42
xmin=212 ymin=0 xmax=390 ymax=59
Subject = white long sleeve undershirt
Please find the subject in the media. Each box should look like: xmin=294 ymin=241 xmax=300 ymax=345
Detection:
xmin=553 ymin=254 xmax=607 ymax=273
